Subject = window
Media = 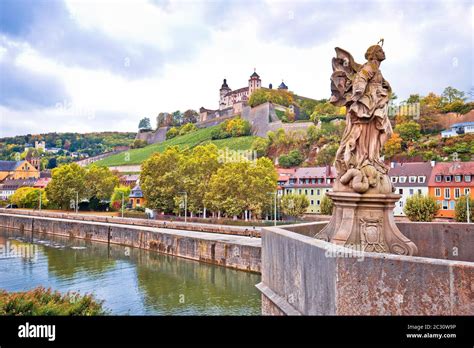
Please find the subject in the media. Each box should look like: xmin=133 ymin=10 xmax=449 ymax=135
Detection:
xmin=398 ymin=189 xmax=403 ymax=194
xmin=326 ymin=178 xmax=331 ymax=184
xmin=418 ymin=189 xmax=422 ymax=194
xmin=455 ymin=175 xmax=462 ymax=182
xmin=312 ymin=179 xmax=316 ymax=184
xmin=450 ymin=201 xmax=455 ymax=210
xmin=318 ymin=178 xmax=323 ymax=184
xmin=399 ymin=176 xmax=407 ymax=183
xmin=310 ymin=189 xmax=314 ymax=195
xmin=391 ymin=177 xmax=398 ymax=183
xmin=445 ymin=176 xmax=451 ymax=182
xmin=317 ymin=189 xmax=320 ymax=195
xmin=418 ymin=176 xmax=425 ymax=184
xmin=435 ymin=188 xmax=441 ymax=197
xmin=409 ymin=189 xmax=414 ymax=195
xmin=400 ymin=201 xmax=404 ymax=207
xmin=442 ymin=200 xmax=449 ymax=210
xmin=316 ymin=200 xmax=320 ymax=205
xmin=305 ymin=189 xmax=308 ymax=195
xmin=465 ymin=188 xmax=471 ymax=195
xmin=435 ymin=175 xmax=442 ymax=182
xmin=454 ymin=188 xmax=460 ymax=198
xmin=136 ymin=199 xmax=140 ymax=206
xmin=310 ymin=200 xmax=314 ymax=205
xmin=409 ymin=176 xmax=416 ymax=183
xmin=298 ymin=189 xmax=302 ymax=194
xmin=465 ymin=175 xmax=472 ymax=183
xmin=444 ymin=188 xmax=450 ymax=199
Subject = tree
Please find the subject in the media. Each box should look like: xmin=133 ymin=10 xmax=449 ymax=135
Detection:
xmin=182 ymin=109 xmax=199 ymax=124
xmin=279 ymin=150 xmax=303 ymax=168
xmin=383 ymin=133 xmax=403 ymax=158
xmin=180 ymin=144 xmax=221 ymax=217
xmin=441 ymin=86 xmax=466 ymax=104
xmin=110 ymin=186 xmax=131 ymax=211
xmin=316 ymin=143 xmax=338 ymax=165
xmin=248 ymin=88 xmax=294 ymax=107
xmin=46 ymin=163 xmax=87 ymax=209
xmin=140 ymin=147 xmax=183 ymax=212
xmin=403 ymin=194 xmax=439 ymax=222
xmin=395 ymin=121 xmax=421 ymax=142
xmin=251 ymin=137 xmax=270 ymax=157
xmin=138 ymin=117 xmax=152 ymax=131
xmin=281 ymin=194 xmax=309 ymax=220
xmin=454 ymin=196 xmax=474 ymax=222
xmin=47 ymin=157 xmax=57 ymax=169
xmin=10 ymin=187 xmax=47 ymax=208
xmin=320 ymin=195 xmax=333 ymax=215
xmin=84 ymin=165 xmax=119 ymax=201
xmin=405 ymin=94 xmax=420 ymax=104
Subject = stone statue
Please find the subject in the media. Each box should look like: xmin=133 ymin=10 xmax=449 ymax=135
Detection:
xmin=315 ymin=42 xmax=418 ymax=256
xmin=329 ymin=42 xmax=393 ymax=194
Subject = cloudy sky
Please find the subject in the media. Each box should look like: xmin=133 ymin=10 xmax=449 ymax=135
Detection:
xmin=0 ymin=0 xmax=472 ymax=137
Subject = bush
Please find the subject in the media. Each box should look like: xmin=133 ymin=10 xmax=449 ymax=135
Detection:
xmin=454 ymin=196 xmax=474 ymax=222
xmin=403 ymin=194 xmax=439 ymax=222
xmin=320 ymin=195 xmax=334 ymax=215
xmin=179 ymin=123 xmax=197 ymax=136
xmin=130 ymin=139 xmax=148 ymax=149
xmin=166 ymin=127 xmax=180 ymax=140
xmin=211 ymin=117 xmax=251 ymax=139
xmin=0 ymin=287 xmax=107 ymax=315
xmin=281 ymin=194 xmax=309 ymax=219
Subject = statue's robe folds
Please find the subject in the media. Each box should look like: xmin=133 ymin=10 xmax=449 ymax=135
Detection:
xmin=336 ymin=60 xmax=393 ymax=176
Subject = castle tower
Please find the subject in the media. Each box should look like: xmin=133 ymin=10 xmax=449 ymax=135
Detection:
xmin=248 ymin=69 xmax=261 ymax=95
xmin=219 ymin=79 xmax=231 ymax=110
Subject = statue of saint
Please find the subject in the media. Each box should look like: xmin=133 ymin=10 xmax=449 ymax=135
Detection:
xmin=330 ymin=42 xmax=393 ymax=194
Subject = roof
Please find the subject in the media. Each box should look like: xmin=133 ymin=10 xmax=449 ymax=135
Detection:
xmin=224 ymin=87 xmax=249 ymax=97
xmin=250 ymin=71 xmax=260 ymax=78
xmin=120 ymin=174 xmax=139 ymax=182
xmin=129 ymin=184 xmax=144 ymax=198
xmin=0 ymin=161 xmax=21 ymax=171
xmin=278 ymin=81 xmax=288 ymax=89
xmin=0 ymin=178 xmax=37 ymax=190
xmin=294 ymin=166 xmax=337 ymax=179
xmin=33 ymin=178 xmax=51 ymax=188
xmin=428 ymin=161 xmax=474 ymax=187
xmin=388 ymin=162 xmax=433 ymax=187
xmin=451 ymin=121 xmax=474 ymax=128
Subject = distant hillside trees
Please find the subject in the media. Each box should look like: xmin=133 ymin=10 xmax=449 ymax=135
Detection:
xmin=156 ymin=109 xmax=198 ymax=129
xmin=248 ymin=89 xmax=295 ymax=107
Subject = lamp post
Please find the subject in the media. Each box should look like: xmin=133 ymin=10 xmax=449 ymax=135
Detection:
xmin=120 ymin=191 xmax=124 ymax=218
xmin=179 ymin=191 xmax=187 ymax=223
xmin=267 ymin=192 xmax=278 ymax=226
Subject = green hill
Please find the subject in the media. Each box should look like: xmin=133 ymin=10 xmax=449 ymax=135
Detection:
xmin=95 ymin=125 xmax=257 ymax=167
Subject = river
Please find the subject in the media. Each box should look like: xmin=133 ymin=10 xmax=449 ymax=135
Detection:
xmin=0 ymin=227 xmax=261 ymax=315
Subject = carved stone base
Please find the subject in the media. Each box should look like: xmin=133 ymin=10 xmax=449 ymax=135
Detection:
xmin=315 ymin=191 xmax=418 ymax=256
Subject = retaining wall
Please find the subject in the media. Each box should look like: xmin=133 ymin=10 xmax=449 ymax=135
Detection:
xmin=257 ymin=222 xmax=474 ymax=315
xmin=0 ymin=213 xmax=261 ymax=273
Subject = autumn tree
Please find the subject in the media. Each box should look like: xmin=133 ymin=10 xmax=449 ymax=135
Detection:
xmin=140 ymin=147 xmax=183 ymax=212
xmin=84 ymin=165 xmax=119 ymax=201
xmin=394 ymin=121 xmax=421 ymax=142
xmin=46 ymin=163 xmax=87 ymax=209
xmin=138 ymin=117 xmax=152 ymax=131
xmin=383 ymin=133 xmax=403 ymax=158
xmin=403 ymin=194 xmax=439 ymax=222
xmin=10 ymin=187 xmax=47 ymax=209
xmin=281 ymin=194 xmax=309 ymax=220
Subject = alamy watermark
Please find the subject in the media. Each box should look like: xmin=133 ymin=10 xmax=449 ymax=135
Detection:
xmin=388 ymin=101 xmax=420 ymax=120
xmin=324 ymin=243 xmax=365 ymax=261
xmin=218 ymin=148 xmax=258 ymax=164
xmin=0 ymin=241 xmax=38 ymax=260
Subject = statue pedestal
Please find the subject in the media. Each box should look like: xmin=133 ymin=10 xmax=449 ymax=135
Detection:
xmin=316 ymin=191 xmax=418 ymax=256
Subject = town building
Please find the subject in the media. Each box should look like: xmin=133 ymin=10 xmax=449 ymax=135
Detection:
xmin=441 ymin=121 xmax=474 ymax=138
xmin=0 ymin=160 xmax=40 ymax=181
xmin=0 ymin=178 xmax=37 ymax=200
xmin=279 ymin=166 xmax=336 ymax=214
xmin=119 ymin=174 xmax=140 ymax=187
xmin=388 ymin=162 xmax=434 ymax=216
xmin=428 ymin=161 xmax=474 ymax=218
xmin=129 ymin=184 xmax=145 ymax=208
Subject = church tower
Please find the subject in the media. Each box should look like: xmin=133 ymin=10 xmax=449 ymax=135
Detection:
xmin=219 ymin=79 xmax=231 ymax=110
xmin=248 ymin=69 xmax=261 ymax=95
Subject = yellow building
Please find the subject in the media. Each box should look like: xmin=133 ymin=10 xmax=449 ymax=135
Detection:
xmin=129 ymin=184 xmax=146 ymax=209
xmin=0 ymin=160 xmax=40 ymax=182
xmin=278 ymin=166 xmax=336 ymax=214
